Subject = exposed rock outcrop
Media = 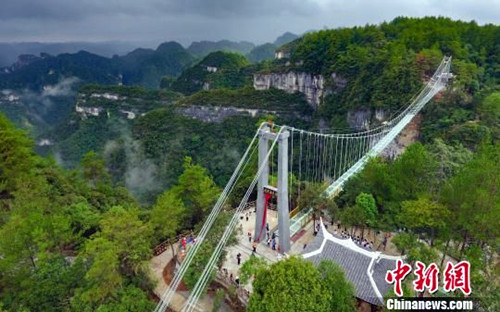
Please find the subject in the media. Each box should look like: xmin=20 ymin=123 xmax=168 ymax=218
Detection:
xmin=253 ymin=71 xmax=346 ymax=108
xmin=253 ymin=72 xmax=324 ymax=108
xmin=347 ymin=108 xmax=388 ymax=131
xmin=381 ymin=114 xmax=422 ymax=159
xmin=74 ymin=91 xmax=168 ymax=119
xmin=176 ymin=105 xmax=308 ymax=123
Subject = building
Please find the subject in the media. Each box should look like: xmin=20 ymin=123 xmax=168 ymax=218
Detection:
xmin=302 ymin=220 xmax=401 ymax=307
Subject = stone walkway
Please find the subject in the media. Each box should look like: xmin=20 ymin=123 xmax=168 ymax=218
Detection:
xmin=149 ymin=244 xmax=232 ymax=312
xmin=149 ymin=206 xmax=318 ymax=311
xmin=221 ymin=207 xmax=316 ymax=293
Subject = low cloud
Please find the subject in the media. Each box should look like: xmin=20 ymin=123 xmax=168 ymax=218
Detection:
xmin=41 ymin=77 xmax=80 ymax=97
xmin=104 ymin=129 xmax=161 ymax=199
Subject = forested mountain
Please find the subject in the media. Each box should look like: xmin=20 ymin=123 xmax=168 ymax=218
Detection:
xmin=245 ymin=32 xmax=299 ymax=63
xmin=246 ymin=43 xmax=277 ymax=62
xmin=273 ymin=32 xmax=299 ymax=46
xmin=0 ymin=41 xmax=194 ymax=90
xmin=0 ymin=42 xmax=194 ymax=134
xmin=0 ymin=16 xmax=499 ymax=311
xmin=187 ymin=40 xmax=254 ymax=57
xmin=0 ymin=41 xmax=139 ymax=67
xmin=35 ymin=17 xmax=500 ymax=203
xmin=0 ymin=33 xmax=298 ymax=135
xmin=169 ymin=51 xmax=251 ymax=94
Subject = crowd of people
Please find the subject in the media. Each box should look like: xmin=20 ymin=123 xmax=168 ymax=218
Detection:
xmin=335 ymin=230 xmax=374 ymax=250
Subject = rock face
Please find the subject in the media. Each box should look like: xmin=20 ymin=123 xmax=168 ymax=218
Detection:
xmin=253 ymin=71 xmax=346 ymax=108
xmin=74 ymin=91 xmax=168 ymax=120
xmin=254 ymin=72 xmax=325 ymax=108
xmin=346 ymin=108 xmax=421 ymax=158
xmin=381 ymin=114 xmax=422 ymax=159
xmin=347 ymin=108 xmax=388 ymax=131
xmin=176 ymin=105 xmax=308 ymax=123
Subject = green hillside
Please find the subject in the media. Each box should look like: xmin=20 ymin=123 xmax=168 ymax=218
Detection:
xmin=170 ymin=51 xmax=251 ymax=94
xmin=0 ymin=16 xmax=499 ymax=312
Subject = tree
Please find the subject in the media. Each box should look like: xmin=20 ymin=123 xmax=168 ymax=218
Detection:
xmin=149 ymin=189 xmax=185 ymax=244
xmin=318 ymin=260 xmax=357 ymax=312
xmin=463 ymin=245 xmax=500 ymax=310
xmin=391 ymin=143 xmax=437 ymax=200
xmin=172 ymin=157 xmax=220 ymax=228
xmin=427 ymin=138 xmax=473 ymax=182
xmin=340 ymin=205 xmax=365 ymax=236
xmin=392 ymin=232 xmax=418 ymax=256
xmin=183 ymin=212 xmax=237 ymax=291
xmin=441 ymin=143 xmax=500 ymax=250
xmin=81 ymin=151 xmax=112 ymax=187
xmin=0 ymin=114 xmax=33 ymax=199
xmin=478 ymin=92 xmax=500 ymax=140
xmin=16 ymin=256 xmax=86 ymax=312
xmin=95 ymin=206 xmax=153 ymax=275
xmin=247 ymin=257 xmax=331 ymax=312
xmin=297 ymin=182 xmax=324 ymax=229
xmin=400 ymin=197 xmax=450 ymax=245
xmin=79 ymin=237 xmax=123 ymax=306
xmin=355 ymin=193 xmax=377 ymax=238
xmin=90 ymin=285 xmax=155 ymax=312
xmin=239 ymin=255 xmax=268 ymax=284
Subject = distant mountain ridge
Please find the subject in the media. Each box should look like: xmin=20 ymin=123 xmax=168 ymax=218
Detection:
xmin=0 ymin=32 xmax=301 ymax=132
xmin=187 ymin=40 xmax=255 ymax=57
xmin=0 ymin=41 xmax=139 ymax=67
xmin=0 ymin=41 xmax=194 ymax=90
xmin=246 ymin=32 xmax=299 ymax=62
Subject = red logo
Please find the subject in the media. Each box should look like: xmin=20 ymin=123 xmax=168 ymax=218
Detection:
xmin=443 ymin=261 xmax=471 ymax=295
xmin=386 ymin=259 xmax=412 ymax=296
xmin=386 ymin=260 xmax=471 ymax=296
xmin=413 ymin=261 xmax=439 ymax=294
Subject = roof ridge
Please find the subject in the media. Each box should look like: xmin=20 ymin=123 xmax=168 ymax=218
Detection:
xmin=318 ymin=218 xmax=379 ymax=258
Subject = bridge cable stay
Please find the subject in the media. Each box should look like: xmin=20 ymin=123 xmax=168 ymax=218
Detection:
xmin=154 ymin=140 xmax=257 ymax=312
xmin=154 ymin=123 xmax=266 ymax=312
xmin=156 ymin=56 xmax=451 ymax=311
xmin=181 ymin=128 xmax=286 ymax=312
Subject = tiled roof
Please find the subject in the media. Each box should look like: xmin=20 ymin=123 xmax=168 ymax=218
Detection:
xmin=302 ymin=220 xmax=401 ymax=306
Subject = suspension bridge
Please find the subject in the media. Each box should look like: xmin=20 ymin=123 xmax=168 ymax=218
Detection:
xmin=154 ymin=56 xmax=452 ymax=312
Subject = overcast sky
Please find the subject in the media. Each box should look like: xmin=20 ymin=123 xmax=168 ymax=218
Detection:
xmin=0 ymin=0 xmax=498 ymax=46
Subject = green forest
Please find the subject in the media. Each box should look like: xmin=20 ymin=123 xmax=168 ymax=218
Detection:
xmin=0 ymin=16 xmax=499 ymax=312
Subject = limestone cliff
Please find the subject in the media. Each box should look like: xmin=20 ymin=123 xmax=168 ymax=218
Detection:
xmin=176 ymin=105 xmax=308 ymax=123
xmin=381 ymin=114 xmax=422 ymax=159
xmin=347 ymin=108 xmax=387 ymax=131
xmin=254 ymin=72 xmax=346 ymax=108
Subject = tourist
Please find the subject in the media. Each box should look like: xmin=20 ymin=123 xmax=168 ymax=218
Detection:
xmin=248 ymin=232 xmax=252 ymax=242
xmin=271 ymin=232 xmax=276 ymax=240
xmin=246 ymin=214 xmax=249 ymax=222
xmin=237 ymin=253 xmax=241 ymax=265
xmin=230 ymin=273 xmax=233 ymax=282
xmin=252 ymin=241 xmax=257 ymax=253
xmin=235 ymin=276 xmax=240 ymax=286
